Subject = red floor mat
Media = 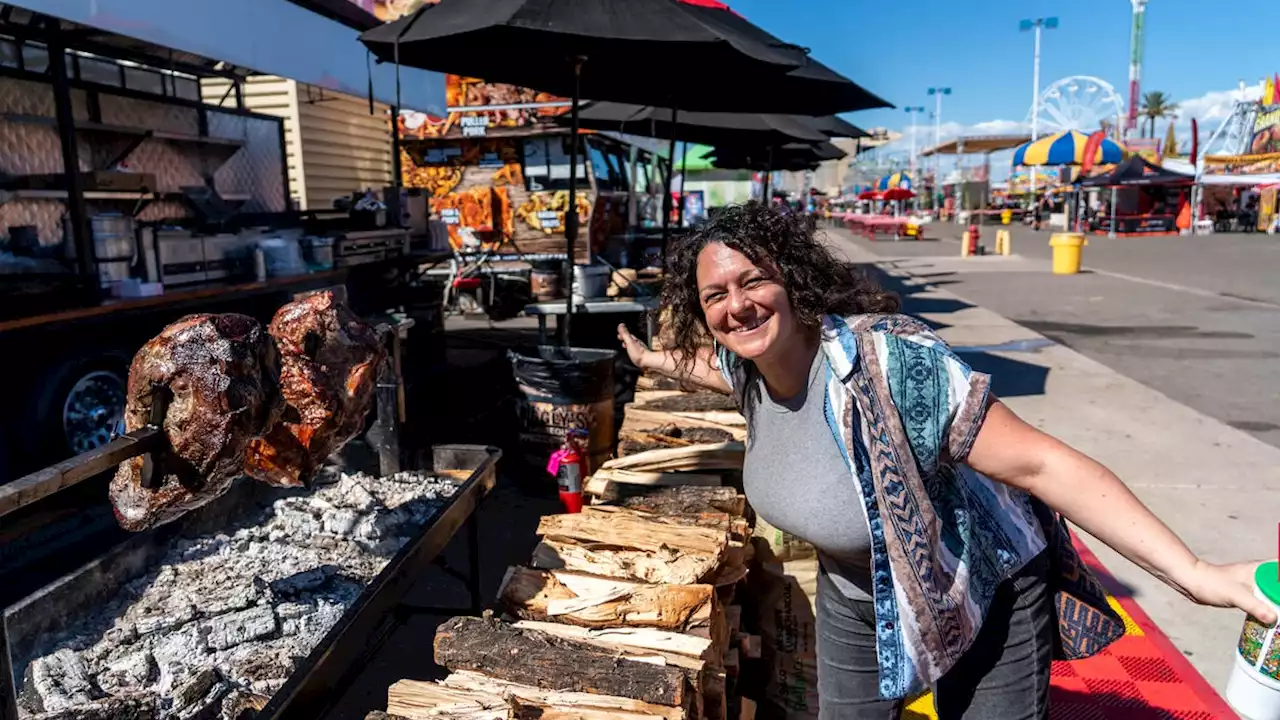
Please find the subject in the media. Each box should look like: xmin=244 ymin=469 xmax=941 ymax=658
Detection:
xmin=1047 ymin=536 xmax=1237 ymax=719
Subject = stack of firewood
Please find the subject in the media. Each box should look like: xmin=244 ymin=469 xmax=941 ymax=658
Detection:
xmin=372 ymin=379 xmax=757 ymax=720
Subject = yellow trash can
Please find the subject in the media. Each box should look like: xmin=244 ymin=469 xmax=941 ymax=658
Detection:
xmin=1048 ymin=233 xmax=1087 ymax=275
xmin=1001 ymin=209 xmax=1013 ymax=225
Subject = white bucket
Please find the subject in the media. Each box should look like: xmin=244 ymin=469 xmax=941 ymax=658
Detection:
xmin=1227 ymin=562 xmax=1280 ymax=720
xmin=571 ymin=264 xmax=610 ymax=302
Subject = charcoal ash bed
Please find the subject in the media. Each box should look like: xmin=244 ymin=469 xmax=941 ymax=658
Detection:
xmin=1 ymin=445 xmax=499 ymax=720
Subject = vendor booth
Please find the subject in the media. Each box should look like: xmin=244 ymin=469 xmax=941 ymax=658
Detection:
xmin=1077 ymin=155 xmax=1193 ymax=236
xmin=919 ymin=133 xmax=1030 ymax=218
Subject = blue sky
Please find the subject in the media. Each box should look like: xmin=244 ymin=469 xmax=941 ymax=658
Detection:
xmin=728 ymin=0 xmax=1273 ymax=146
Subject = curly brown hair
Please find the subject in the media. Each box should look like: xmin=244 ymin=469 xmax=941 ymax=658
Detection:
xmin=660 ymin=202 xmax=899 ymax=373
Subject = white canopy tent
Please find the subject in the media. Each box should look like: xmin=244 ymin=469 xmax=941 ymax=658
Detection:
xmin=1198 ymin=173 xmax=1280 ymax=186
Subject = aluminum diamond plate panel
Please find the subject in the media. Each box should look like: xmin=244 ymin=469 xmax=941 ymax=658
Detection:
xmin=0 ymin=77 xmax=286 ymax=244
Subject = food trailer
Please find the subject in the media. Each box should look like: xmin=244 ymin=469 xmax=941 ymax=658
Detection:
xmin=397 ymin=74 xmax=670 ymax=305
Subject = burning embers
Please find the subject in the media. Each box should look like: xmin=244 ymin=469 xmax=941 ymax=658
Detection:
xmin=18 ymin=470 xmax=456 ymax=719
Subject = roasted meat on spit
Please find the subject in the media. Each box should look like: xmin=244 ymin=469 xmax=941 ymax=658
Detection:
xmin=110 ymin=313 xmax=281 ymax=532
xmin=245 ymin=290 xmax=387 ymax=489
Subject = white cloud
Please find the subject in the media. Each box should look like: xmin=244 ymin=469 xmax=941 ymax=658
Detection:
xmin=850 ymin=81 xmax=1266 ymax=185
xmin=1176 ymin=82 xmax=1262 ymax=123
xmin=877 ymin=118 xmax=1029 ymax=156
xmin=876 ymin=81 xmax=1264 ymax=161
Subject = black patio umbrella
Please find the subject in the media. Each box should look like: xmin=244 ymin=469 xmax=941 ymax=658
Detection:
xmin=568 ymin=108 xmax=871 ymax=233
xmin=679 ymin=2 xmax=893 ymax=115
xmin=711 ymin=141 xmax=847 ymax=165
xmin=362 ymin=0 xmax=813 ymax=341
xmin=807 ymin=115 xmax=871 ymax=139
xmin=711 ymin=141 xmax=846 ymax=196
xmin=570 ymin=102 xmax=833 ymax=229
xmin=360 ymin=0 xmax=806 ymax=112
xmin=359 ymin=0 xmax=881 ymax=340
xmin=569 ymin=102 xmax=828 ymax=148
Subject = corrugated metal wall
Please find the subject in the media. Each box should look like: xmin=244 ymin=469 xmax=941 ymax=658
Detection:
xmin=202 ymin=77 xmax=393 ymax=211
xmin=0 ymin=75 xmax=284 ymax=246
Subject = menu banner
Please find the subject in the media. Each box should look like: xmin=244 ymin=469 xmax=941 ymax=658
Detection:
xmin=1252 ymin=105 xmax=1280 ymax=155
xmin=355 ymin=0 xmax=573 ymax=138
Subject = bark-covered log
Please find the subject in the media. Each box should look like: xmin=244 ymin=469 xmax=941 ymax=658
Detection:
xmin=617 ymin=425 xmax=738 ymax=457
xmin=497 ymin=567 xmax=714 ymax=633
xmin=635 ymin=392 xmax=739 ymax=413
xmin=599 ymin=484 xmax=746 ymax=517
xmin=432 ymin=616 xmax=689 ymax=707
xmin=584 ymin=469 xmax=722 ymax=498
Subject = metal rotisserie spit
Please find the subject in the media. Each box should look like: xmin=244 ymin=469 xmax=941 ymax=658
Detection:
xmin=0 ymin=290 xmax=497 ymax=720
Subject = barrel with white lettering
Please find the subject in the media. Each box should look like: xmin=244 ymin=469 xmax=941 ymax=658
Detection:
xmin=509 ymin=347 xmax=615 ymax=483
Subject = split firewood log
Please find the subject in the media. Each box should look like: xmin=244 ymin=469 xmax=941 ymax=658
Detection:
xmin=601 ymin=443 xmax=745 ymax=473
xmin=443 ymin=672 xmax=687 ymax=719
xmin=536 ymin=508 xmax=728 ymax=557
xmin=388 ymin=675 xmax=686 ymax=720
xmin=532 ymin=536 xmax=721 ymax=585
xmin=622 ymin=407 xmax=746 ymax=435
xmin=497 ymin=567 xmax=715 ymax=634
xmin=508 ymin=619 xmax=713 ymax=663
xmin=579 ymin=505 xmax=748 ymax=542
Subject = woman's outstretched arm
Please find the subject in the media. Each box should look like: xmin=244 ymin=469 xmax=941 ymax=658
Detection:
xmin=617 ymin=324 xmax=731 ymax=394
xmin=968 ymin=398 xmax=1277 ymax=624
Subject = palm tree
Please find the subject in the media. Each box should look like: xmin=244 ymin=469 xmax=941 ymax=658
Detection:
xmin=1140 ymin=91 xmax=1179 ymax=138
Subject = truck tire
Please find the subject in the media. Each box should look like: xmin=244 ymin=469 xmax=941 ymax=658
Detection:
xmin=20 ymin=352 xmax=131 ymax=463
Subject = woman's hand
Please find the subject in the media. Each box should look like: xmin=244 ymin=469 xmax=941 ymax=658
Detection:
xmin=618 ymin=326 xmax=732 ymax=393
xmin=1176 ymin=560 xmax=1277 ymax=624
xmin=617 ymin=323 xmax=651 ymax=369
xmin=969 ymin=400 xmax=1277 ymax=624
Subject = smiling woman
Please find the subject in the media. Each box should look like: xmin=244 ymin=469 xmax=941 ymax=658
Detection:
xmin=659 ymin=203 xmax=896 ymax=393
xmin=617 ymin=201 xmax=1274 ymax=719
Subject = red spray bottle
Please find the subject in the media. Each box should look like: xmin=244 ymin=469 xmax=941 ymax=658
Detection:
xmin=547 ymin=429 xmax=588 ymax=513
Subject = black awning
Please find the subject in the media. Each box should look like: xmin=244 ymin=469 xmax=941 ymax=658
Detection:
xmin=1077 ymin=155 xmax=1194 ymax=188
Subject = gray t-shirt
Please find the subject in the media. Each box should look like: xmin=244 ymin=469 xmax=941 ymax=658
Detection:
xmin=741 ymin=348 xmax=873 ymax=601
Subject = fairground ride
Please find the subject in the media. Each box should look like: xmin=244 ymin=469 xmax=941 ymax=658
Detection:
xmin=1028 ymin=76 xmax=1126 ymax=134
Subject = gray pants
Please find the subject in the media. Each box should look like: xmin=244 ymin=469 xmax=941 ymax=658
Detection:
xmin=815 ymin=551 xmax=1052 ymax=719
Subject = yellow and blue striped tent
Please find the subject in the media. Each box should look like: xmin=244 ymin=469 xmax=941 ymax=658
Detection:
xmin=875 ymin=172 xmax=912 ymax=191
xmin=1011 ymin=130 xmax=1124 ymax=167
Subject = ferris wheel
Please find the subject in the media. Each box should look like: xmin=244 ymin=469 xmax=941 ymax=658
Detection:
xmin=1029 ymin=76 xmax=1126 ymax=135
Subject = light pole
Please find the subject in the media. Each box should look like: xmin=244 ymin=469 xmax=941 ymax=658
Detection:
xmin=927 ymin=87 xmax=950 ymax=202
xmin=1020 ymin=17 xmax=1057 ymax=198
xmin=904 ymin=106 xmax=925 ymax=179
xmin=904 ymin=107 xmax=925 ymax=213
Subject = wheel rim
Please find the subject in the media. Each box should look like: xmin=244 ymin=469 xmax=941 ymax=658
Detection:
xmin=63 ymin=370 xmax=126 ymax=454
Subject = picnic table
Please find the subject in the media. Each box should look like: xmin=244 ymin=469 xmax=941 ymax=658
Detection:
xmin=838 ymin=213 xmax=921 ymax=241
